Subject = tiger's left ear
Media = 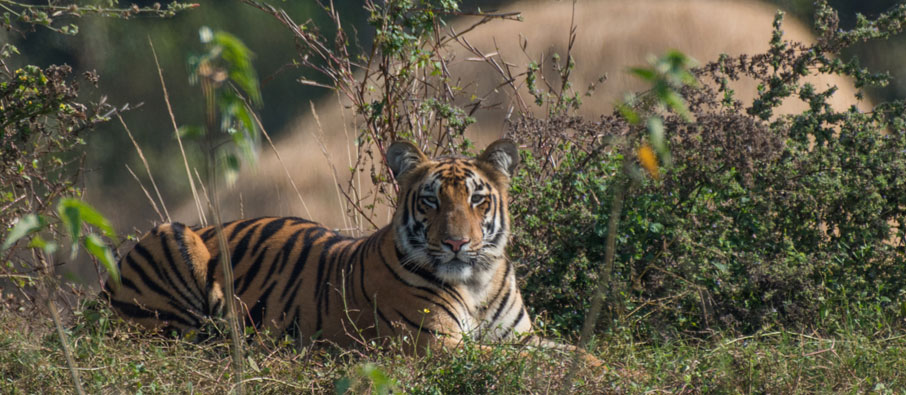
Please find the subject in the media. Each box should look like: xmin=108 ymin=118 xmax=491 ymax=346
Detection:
xmin=478 ymin=139 xmax=520 ymax=178
xmin=387 ymin=140 xmax=429 ymax=179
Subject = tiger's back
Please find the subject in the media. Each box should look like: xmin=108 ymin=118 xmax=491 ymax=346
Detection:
xmin=106 ymin=139 xmax=534 ymax=349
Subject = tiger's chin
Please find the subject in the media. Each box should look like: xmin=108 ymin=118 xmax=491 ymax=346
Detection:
xmin=434 ymin=258 xmax=475 ymax=283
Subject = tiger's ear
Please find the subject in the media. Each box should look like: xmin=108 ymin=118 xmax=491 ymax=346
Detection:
xmin=478 ymin=139 xmax=520 ymax=177
xmin=387 ymin=140 xmax=428 ymax=179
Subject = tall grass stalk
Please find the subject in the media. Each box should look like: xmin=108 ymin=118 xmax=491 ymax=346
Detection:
xmin=38 ymin=248 xmax=85 ymax=395
xmin=117 ymin=113 xmax=169 ymax=223
xmin=149 ymin=37 xmax=207 ymax=227
xmin=562 ymin=171 xmax=631 ymax=390
xmin=199 ymin=60 xmax=245 ymax=395
xmin=242 ymin=94 xmax=313 ymax=220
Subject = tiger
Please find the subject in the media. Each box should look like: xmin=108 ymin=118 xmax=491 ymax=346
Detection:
xmin=104 ymin=139 xmax=596 ymax=362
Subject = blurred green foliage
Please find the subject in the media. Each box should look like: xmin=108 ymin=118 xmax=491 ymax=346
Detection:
xmin=187 ymin=26 xmax=263 ymax=186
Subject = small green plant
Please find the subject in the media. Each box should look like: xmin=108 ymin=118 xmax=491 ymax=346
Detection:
xmin=3 ymin=198 xmax=119 ymax=284
xmin=185 ymin=26 xmax=263 ymax=187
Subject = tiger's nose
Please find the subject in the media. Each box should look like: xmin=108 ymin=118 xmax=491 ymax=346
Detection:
xmin=443 ymin=238 xmax=470 ymax=252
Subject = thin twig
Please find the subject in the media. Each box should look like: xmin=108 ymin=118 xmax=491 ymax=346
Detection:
xmin=229 ymin=377 xmax=305 ymax=392
xmin=36 ymin=248 xmax=85 ymax=395
xmin=237 ymin=92 xmax=313 ymax=219
xmin=199 ymin=64 xmax=245 ymax=395
xmin=124 ymin=164 xmax=165 ymax=224
xmin=0 ymin=193 xmax=25 ymax=213
xmin=309 ymin=101 xmax=380 ymax=230
xmin=148 ymin=36 xmax=206 ymax=226
xmin=49 ymin=297 xmax=85 ymax=395
xmin=117 ymin=113 xmax=169 ymax=222
xmin=336 ymin=90 xmax=364 ymax=234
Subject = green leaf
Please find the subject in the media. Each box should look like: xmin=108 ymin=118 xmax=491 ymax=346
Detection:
xmin=84 ymin=233 xmax=118 ymax=286
xmin=2 ymin=214 xmax=47 ymax=251
xmin=628 ymin=67 xmax=656 ymax=81
xmin=59 ymin=202 xmax=82 ymax=258
xmin=219 ymin=90 xmax=259 ymax=164
xmin=213 ymin=31 xmax=262 ymax=106
xmin=646 ymin=116 xmax=665 ymax=152
xmin=58 ymin=198 xmax=118 ymax=244
xmin=618 ymin=102 xmax=641 ymax=125
xmin=334 ymin=377 xmax=351 ymax=395
xmin=713 ymin=261 xmax=729 ymax=274
xmin=362 ymin=363 xmax=393 ymax=392
xmin=223 ymin=153 xmax=241 ymax=186
xmin=0 ymin=44 xmax=19 ymax=58
xmin=28 ymin=234 xmax=58 ymax=255
xmin=247 ymin=356 xmax=260 ymax=373
xmin=661 ymin=90 xmax=692 ymax=121
xmin=178 ymin=125 xmax=205 ymax=139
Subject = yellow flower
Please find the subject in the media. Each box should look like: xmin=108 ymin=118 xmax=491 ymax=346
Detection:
xmin=422 ymin=308 xmax=430 ymax=314
xmin=638 ymin=143 xmax=659 ymax=179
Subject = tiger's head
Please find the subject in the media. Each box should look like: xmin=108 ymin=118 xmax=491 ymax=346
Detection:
xmin=387 ymin=139 xmax=519 ymax=285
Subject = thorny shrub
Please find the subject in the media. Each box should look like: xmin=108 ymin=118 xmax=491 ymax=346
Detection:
xmin=508 ymin=3 xmax=906 ymax=340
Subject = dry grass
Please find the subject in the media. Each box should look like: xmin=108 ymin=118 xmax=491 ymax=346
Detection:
xmin=2 ymin=290 xmax=904 ymax=394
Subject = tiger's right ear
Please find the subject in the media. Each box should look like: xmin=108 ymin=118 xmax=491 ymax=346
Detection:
xmin=387 ymin=141 xmax=428 ymax=179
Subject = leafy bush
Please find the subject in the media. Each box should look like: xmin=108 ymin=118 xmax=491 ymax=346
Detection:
xmin=508 ymin=4 xmax=906 ymax=340
xmin=0 ymin=53 xmax=120 ymax=284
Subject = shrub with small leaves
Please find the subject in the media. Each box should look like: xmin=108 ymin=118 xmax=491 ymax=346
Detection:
xmin=1 ymin=1 xmax=193 ymax=296
xmin=0 ymin=52 xmax=121 ymax=285
xmin=508 ymin=1 xmax=906 ymax=340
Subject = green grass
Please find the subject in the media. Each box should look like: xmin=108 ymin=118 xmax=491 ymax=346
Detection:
xmin=1 ymin=295 xmax=904 ymax=394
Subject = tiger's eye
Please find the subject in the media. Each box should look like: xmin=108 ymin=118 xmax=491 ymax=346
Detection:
xmin=471 ymin=195 xmax=486 ymax=205
xmin=420 ymin=196 xmax=438 ymax=207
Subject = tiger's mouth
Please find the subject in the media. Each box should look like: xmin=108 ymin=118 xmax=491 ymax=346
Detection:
xmin=429 ymin=255 xmax=474 ymax=268
xmin=433 ymin=257 xmax=475 ymax=283
xmin=443 ymin=257 xmax=472 ymax=266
